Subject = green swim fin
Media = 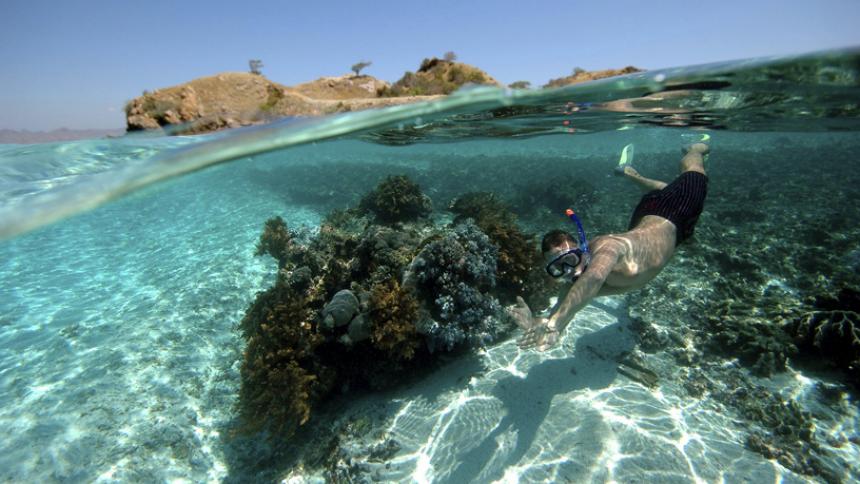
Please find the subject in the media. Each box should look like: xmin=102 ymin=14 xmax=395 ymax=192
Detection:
xmin=614 ymin=143 xmax=635 ymax=176
xmin=682 ymin=133 xmax=710 ymax=143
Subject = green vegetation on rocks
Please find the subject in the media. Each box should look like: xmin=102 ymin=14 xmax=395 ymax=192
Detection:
xmin=379 ymin=57 xmax=499 ymax=96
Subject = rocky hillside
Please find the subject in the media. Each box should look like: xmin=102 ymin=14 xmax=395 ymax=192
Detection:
xmin=381 ymin=57 xmax=500 ymax=96
xmin=543 ymin=66 xmax=643 ymax=88
xmin=124 ymin=72 xmax=439 ymax=134
xmin=293 ymin=74 xmax=389 ymax=100
xmin=124 ymin=63 xmax=640 ymax=134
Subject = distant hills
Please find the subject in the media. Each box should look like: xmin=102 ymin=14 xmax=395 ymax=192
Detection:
xmin=543 ymin=66 xmax=642 ymax=88
xmin=0 ymin=128 xmax=124 ymax=144
xmin=123 ymin=58 xmax=643 ymax=135
xmin=124 ymin=72 xmax=446 ymax=135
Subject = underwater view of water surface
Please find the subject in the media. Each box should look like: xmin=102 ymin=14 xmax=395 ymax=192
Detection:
xmin=1 ymin=49 xmax=860 ymax=483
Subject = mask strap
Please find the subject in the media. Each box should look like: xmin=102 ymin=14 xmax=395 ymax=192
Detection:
xmin=565 ymin=209 xmax=589 ymax=256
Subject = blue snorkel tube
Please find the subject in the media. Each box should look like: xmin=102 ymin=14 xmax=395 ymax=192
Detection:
xmin=565 ymin=208 xmax=590 ymax=258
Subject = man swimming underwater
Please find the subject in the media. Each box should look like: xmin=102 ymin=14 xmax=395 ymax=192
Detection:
xmin=512 ymin=140 xmax=710 ymax=351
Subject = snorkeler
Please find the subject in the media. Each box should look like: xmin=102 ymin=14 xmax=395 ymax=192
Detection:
xmin=511 ymin=139 xmax=710 ymax=351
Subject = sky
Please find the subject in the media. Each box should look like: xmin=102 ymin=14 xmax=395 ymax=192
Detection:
xmin=1 ymin=0 xmax=859 ymax=131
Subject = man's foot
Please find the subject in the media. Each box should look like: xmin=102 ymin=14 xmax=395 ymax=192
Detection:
xmin=621 ymin=165 xmax=641 ymax=177
xmin=686 ymin=142 xmax=710 ymax=154
xmin=613 ymin=143 xmax=636 ymax=176
xmin=682 ymin=133 xmax=710 ymax=155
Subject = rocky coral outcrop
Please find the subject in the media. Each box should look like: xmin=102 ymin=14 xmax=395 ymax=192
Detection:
xmin=449 ymin=192 xmax=550 ymax=306
xmin=321 ymin=289 xmax=360 ymax=330
xmin=358 ymin=175 xmax=432 ymax=224
xmin=238 ymin=177 xmax=535 ymax=437
xmin=790 ymin=286 xmax=860 ymax=387
xmin=409 ymin=220 xmax=510 ymax=352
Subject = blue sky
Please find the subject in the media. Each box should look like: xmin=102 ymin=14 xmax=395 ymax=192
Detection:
xmin=1 ymin=0 xmax=859 ymax=130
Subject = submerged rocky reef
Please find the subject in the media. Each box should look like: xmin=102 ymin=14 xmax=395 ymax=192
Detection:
xmin=237 ymin=175 xmax=550 ymax=437
xmin=232 ymin=137 xmax=860 ymax=481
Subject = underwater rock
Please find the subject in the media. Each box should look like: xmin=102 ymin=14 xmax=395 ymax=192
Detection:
xmin=359 ymin=175 xmax=432 ymax=224
xmin=284 ymin=266 xmax=313 ymax=292
xmin=409 ymin=220 xmax=511 ymax=352
xmin=343 ymin=313 xmax=371 ymax=344
xmin=322 ymin=290 xmax=360 ymax=330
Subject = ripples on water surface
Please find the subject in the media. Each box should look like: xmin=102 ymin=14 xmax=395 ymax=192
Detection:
xmin=0 ymin=49 xmax=859 ymax=482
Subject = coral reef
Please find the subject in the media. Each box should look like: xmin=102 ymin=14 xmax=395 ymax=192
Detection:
xmin=682 ymin=366 xmax=842 ymax=482
xmin=368 ymin=278 xmax=422 ymax=361
xmin=238 ymin=275 xmax=333 ymax=436
xmin=255 ymin=216 xmax=295 ymax=270
xmin=409 ymin=220 xmax=510 ymax=351
xmin=358 ymin=175 xmax=432 ymax=224
xmin=354 ymin=224 xmax=422 ymax=285
xmin=699 ymin=295 xmax=798 ymax=377
xmin=240 ymin=183 xmax=519 ymax=435
xmin=448 ymin=192 xmax=550 ymax=306
xmin=790 ymin=286 xmax=860 ymax=387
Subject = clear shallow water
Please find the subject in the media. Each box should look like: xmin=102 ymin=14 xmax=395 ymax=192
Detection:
xmin=1 ymin=49 xmax=859 ymax=482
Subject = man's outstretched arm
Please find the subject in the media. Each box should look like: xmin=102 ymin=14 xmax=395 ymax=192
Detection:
xmin=518 ymin=243 xmax=622 ymax=350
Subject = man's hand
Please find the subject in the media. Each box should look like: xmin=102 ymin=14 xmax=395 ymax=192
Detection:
xmin=518 ymin=322 xmax=561 ymax=351
xmin=509 ymin=296 xmax=562 ymax=351
xmin=508 ymin=296 xmax=538 ymax=331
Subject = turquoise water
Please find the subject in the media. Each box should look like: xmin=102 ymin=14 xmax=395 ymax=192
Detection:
xmin=1 ymin=49 xmax=859 ymax=482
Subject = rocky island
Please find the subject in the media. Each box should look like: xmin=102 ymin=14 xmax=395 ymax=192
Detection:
xmin=124 ymin=58 xmax=643 ymax=135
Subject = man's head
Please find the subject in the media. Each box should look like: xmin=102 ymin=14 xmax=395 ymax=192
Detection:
xmin=542 ymin=230 xmax=586 ymax=281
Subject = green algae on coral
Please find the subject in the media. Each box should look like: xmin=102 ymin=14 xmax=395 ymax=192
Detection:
xmin=359 ymin=175 xmax=432 ymax=224
xmin=368 ymin=278 xmax=422 ymax=361
xmin=238 ymin=277 xmax=333 ymax=436
xmin=255 ymin=216 xmax=295 ymax=270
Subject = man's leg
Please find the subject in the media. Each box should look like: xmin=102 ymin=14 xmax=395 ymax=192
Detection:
xmin=680 ymin=143 xmax=709 ymax=174
xmin=621 ymin=165 xmax=668 ymax=191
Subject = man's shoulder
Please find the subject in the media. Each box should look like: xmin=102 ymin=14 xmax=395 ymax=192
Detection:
xmin=591 ymin=234 xmax=631 ymax=253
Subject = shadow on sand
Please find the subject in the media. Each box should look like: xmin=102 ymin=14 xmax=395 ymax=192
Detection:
xmin=446 ymin=315 xmax=636 ymax=482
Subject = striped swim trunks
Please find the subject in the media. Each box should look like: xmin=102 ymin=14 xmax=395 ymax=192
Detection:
xmin=628 ymin=171 xmax=708 ymax=245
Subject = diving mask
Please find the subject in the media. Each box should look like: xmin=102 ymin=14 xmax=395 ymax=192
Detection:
xmin=545 ymin=209 xmax=591 ymax=279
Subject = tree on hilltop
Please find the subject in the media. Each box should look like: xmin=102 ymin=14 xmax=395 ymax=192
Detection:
xmin=249 ymin=59 xmax=264 ymax=75
xmin=443 ymin=51 xmax=457 ymax=62
xmin=351 ymin=61 xmax=372 ymax=76
xmin=508 ymin=81 xmax=531 ymax=89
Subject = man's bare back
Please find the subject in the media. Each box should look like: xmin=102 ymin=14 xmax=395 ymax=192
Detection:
xmin=513 ymin=142 xmax=709 ymax=351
